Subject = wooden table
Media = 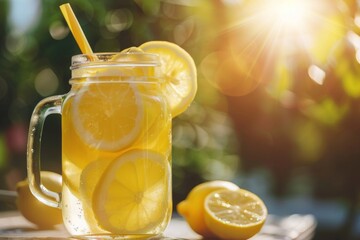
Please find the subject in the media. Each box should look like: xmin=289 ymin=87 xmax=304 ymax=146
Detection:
xmin=0 ymin=211 xmax=317 ymax=239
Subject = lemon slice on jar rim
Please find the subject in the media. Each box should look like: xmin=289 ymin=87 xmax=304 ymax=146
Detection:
xmin=139 ymin=41 xmax=197 ymax=117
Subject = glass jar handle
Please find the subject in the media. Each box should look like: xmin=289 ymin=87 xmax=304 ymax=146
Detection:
xmin=27 ymin=95 xmax=63 ymax=208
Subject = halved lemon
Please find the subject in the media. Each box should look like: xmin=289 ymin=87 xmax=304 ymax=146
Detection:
xmin=204 ymin=189 xmax=267 ymax=240
xmin=92 ymin=149 xmax=170 ymax=234
xmin=177 ymin=181 xmax=239 ymax=237
xmin=139 ymin=41 xmax=197 ymax=117
xmin=71 ymin=82 xmax=143 ymax=152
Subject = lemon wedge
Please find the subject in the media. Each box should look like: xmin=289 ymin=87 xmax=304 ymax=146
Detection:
xmin=204 ymin=189 xmax=267 ymax=240
xmin=139 ymin=41 xmax=197 ymax=117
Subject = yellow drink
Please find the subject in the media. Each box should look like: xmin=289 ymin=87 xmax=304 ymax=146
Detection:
xmin=61 ymin=54 xmax=172 ymax=237
xmin=27 ymin=41 xmax=196 ymax=238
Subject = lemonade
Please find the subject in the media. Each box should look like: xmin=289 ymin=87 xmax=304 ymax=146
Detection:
xmin=60 ymin=52 xmax=172 ymax=237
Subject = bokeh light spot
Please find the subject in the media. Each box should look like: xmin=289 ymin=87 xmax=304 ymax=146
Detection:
xmin=280 ymin=90 xmax=296 ymax=109
xmin=49 ymin=21 xmax=70 ymax=40
xmin=173 ymin=123 xmax=197 ymax=149
xmin=5 ymin=34 xmax=26 ymax=55
xmin=194 ymin=125 xmax=209 ymax=149
xmin=105 ymin=9 xmax=133 ymax=33
xmin=308 ymin=65 xmax=325 ymax=85
xmin=174 ymin=18 xmax=195 ymax=45
xmin=34 ymin=68 xmax=59 ymax=97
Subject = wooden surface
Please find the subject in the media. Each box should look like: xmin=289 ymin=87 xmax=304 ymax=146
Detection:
xmin=0 ymin=211 xmax=317 ymax=239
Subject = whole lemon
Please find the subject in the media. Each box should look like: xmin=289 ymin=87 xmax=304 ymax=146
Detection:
xmin=176 ymin=180 xmax=239 ymax=237
xmin=16 ymin=171 xmax=63 ymax=229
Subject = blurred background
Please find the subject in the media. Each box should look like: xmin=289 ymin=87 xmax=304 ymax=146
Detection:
xmin=1 ymin=0 xmax=360 ymax=239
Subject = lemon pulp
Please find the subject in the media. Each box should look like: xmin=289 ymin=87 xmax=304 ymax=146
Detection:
xmin=72 ymin=82 xmax=143 ymax=151
xmin=91 ymin=149 xmax=171 ymax=234
xmin=204 ymin=189 xmax=267 ymax=240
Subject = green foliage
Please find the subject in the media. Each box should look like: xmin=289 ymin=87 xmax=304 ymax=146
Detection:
xmin=305 ymin=99 xmax=349 ymax=126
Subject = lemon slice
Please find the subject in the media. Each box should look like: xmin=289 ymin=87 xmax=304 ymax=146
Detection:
xmin=62 ymin=160 xmax=81 ymax=197
xmin=139 ymin=41 xmax=197 ymax=117
xmin=204 ymin=189 xmax=267 ymax=240
xmin=92 ymin=149 xmax=170 ymax=234
xmin=71 ymin=82 xmax=143 ymax=151
xmin=79 ymin=159 xmax=113 ymax=205
xmin=77 ymin=158 xmax=113 ymax=232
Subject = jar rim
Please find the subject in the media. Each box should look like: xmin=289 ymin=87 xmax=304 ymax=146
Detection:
xmin=71 ymin=52 xmax=160 ymax=70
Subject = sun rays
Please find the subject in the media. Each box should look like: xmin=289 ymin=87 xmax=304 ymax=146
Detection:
xmin=201 ymin=0 xmax=348 ymax=97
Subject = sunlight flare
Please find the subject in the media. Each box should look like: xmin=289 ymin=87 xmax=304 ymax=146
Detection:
xmin=204 ymin=0 xmax=346 ymax=96
xmin=262 ymin=0 xmax=311 ymax=33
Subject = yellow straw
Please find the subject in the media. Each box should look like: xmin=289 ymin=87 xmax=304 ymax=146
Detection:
xmin=60 ymin=3 xmax=93 ymax=55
